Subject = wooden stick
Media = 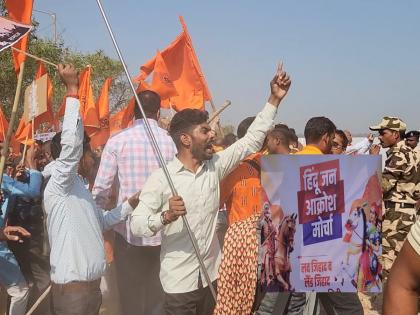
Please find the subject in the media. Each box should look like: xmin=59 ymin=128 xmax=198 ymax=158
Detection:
xmin=21 ymin=132 xmax=29 ymax=163
xmin=208 ymin=100 xmax=231 ymax=124
xmin=25 ymin=285 xmax=51 ymax=315
xmin=0 ymin=62 xmax=26 ymax=185
xmin=11 ymin=47 xmax=58 ymax=69
xmin=209 ymin=99 xmax=225 ymax=137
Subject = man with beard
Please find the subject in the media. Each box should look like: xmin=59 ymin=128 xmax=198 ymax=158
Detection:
xmin=369 ymin=117 xmax=419 ymax=281
xmin=130 ymin=64 xmax=291 ymax=315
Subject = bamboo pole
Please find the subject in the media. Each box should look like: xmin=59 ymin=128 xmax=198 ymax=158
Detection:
xmin=25 ymin=285 xmax=51 ymax=315
xmin=207 ymin=100 xmax=231 ymax=124
xmin=209 ymin=99 xmax=225 ymax=138
xmin=0 ymin=62 xmax=26 ymax=185
xmin=11 ymin=47 xmax=58 ymax=69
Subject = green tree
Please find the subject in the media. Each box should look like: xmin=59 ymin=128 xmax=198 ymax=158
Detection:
xmin=0 ymin=5 xmax=130 ymax=126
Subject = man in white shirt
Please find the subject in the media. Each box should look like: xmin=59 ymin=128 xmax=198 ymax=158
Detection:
xmin=131 ymin=64 xmax=291 ymax=315
xmin=43 ymin=64 xmax=139 ymax=315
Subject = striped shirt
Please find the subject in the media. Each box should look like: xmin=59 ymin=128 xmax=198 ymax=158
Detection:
xmin=93 ymin=119 xmax=177 ymax=246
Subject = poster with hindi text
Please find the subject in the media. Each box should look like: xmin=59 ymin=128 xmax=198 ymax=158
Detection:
xmin=259 ymin=155 xmax=382 ymax=293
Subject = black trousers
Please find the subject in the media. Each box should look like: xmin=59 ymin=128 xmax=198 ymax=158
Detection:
xmin=164 ymin=281 xmax=217 ymax=315
xmin=114 ymin=233 xmax=164 ymax=315
xmin=317 ymin=293 xmax=363 ymax=315
xmin=9 ymin=234 xmax=52 ymax=315
xmin=51 ymin=281 xmax=102 ymax=315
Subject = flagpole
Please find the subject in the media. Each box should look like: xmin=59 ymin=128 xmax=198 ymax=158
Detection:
xmin=94 ymin=0 xmax=217 ymax=301
xmin=209 ymin=100 xmax=224 ymax=138
xmin=0 ymin=62 xmax=26 ymax=186
xmin=207 ymin=100 xmax=231 ymax=124
xmin=11 ymin=47 xmax=58 ymax=69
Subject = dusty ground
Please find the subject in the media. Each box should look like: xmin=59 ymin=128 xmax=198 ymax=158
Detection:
xmin=358 ymin=292 xmax=382 ymax=315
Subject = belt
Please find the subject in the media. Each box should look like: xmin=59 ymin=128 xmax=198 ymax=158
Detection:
xmin=52 ymin=279 xmax=101 ymax=294
xmin=384 ymin=201 xmax=415 ymax=209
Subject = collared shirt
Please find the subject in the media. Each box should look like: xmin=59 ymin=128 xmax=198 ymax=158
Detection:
xmin=44 ymin=97 xmax=133 ymax=284
xmin=382 ymin=140 xmax=419 ymax=204
xmin=93 ymin=118 xmax=176 ymax=246
xmin=131 ymin=103 xmax=277 ymax=294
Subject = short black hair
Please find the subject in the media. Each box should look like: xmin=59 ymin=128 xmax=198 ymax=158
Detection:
xmin=51 ymin=131 xmax=91 ymax=160
xmin=237 ymin=116 xmax=255 ymax=139
xmin=134 ymin=90 xmax=161 ymax=120
xmin=335 ymin=129 xmax=349 ymax=149
xmin=269 ymin=127 xmax=291 ymax=147
xmin=168 ymin=109 xmax=209 ymax=148
xmin=304 ymin=117 xmax=336 ymax=144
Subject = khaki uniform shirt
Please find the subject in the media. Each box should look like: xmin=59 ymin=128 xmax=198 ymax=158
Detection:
xmin=382 ymin=140 xmax=419 ymax=204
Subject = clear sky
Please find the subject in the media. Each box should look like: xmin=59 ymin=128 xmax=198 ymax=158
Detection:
xmin=33 ymin=0 xmax=420 ymax=135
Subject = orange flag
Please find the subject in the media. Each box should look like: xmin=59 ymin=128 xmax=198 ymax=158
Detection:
xmin=90 ymin=77 xmax=112 ymax=149
xmin=109 ymin=99 xmax=134 ymax=135
xmin=0 ymin=105 xmax=20 ymax=154
xmin=138 ymin=50 xmax=178 ymax=102
xmin=79 ymin=66 xmax=100 ymax=137
xmin=14 ymin=116 xmax=33 ymax=146
xmin=5 ymin=0 xmax=34 ymax=74
xmin=135 ymin=16 xmax=211 ymax=111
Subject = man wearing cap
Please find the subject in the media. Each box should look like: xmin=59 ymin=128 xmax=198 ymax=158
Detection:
xmin=369 ymin=116 xmax=420 ymax=281
xmin=405 ymin=130 xmax=419 ymax=152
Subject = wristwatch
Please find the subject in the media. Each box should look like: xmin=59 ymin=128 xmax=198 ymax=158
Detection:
xmin=160 ymin=211 xmax=171 ymax=225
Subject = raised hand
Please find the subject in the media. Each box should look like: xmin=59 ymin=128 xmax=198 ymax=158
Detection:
xmin=269 ymin=62 xmax=291 ymax=107
xmin=57 ymin=64 xmax=79 ymax=95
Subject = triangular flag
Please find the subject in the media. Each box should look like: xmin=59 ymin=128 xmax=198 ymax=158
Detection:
xmin=90 ymin=77 xmax=112 ymax=149
xmin=79 ymin=66 xmax=100 ymax=137
xmin=5 ymin=0 xmax=34 ymax=74
xmin=135 ymin=16 xmax=211 ymax=112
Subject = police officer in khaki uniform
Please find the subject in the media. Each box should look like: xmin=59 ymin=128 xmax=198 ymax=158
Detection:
xmin=369 ymin=117 xmax=420 ymax=280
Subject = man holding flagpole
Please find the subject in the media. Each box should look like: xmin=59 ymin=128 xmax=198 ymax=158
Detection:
xmin=130 ymin=63 xmax=291 ymax=315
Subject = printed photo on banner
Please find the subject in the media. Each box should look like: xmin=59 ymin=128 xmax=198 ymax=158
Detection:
xmin=259 ymin=155 xmax=382 ymax=293
xmin=0 ymin=16 xmax=32 ymax=53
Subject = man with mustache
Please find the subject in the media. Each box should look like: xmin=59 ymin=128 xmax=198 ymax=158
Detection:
xmin=131 ymin=63 xmax=291 ymax=315
xmin=369 ymin=116 xmax=419 ymax=281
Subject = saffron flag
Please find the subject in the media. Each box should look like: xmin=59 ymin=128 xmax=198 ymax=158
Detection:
xmin=14 ymin=116 xmax=32 ymax=145
xmin=0 ymin=105 xmax=20 ymax=153
xmin=79 ymin=66 xmax=100 ymax=137
xmin=5 ymin=0 xmax=34 ymax=73
xmin=90 ymin=77 xmax=112 ymax=149
xmin=135 ymin=16 xmax=211 ymax=111
xmin=109 ymin=99 xmax=134 ymax=135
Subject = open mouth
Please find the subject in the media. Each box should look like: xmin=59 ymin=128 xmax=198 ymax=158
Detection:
xmin=205 ymin=143 xmax=215 ymax=154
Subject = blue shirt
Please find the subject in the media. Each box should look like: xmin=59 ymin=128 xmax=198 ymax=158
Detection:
xmin=43 ymin=97 xmax=133 ymax=284
xmin=0 ymin=170 xmax=42 ymax=287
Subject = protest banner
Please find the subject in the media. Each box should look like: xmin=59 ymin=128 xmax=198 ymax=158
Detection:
xmin=0 ymin=16 xmax=32 ymax=53
xmin=259 ymin=155 xmax=382 ymax=293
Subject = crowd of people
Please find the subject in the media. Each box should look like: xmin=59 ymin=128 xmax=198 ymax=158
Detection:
xmin=0 ymin=62 xmax=419 ymax=315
